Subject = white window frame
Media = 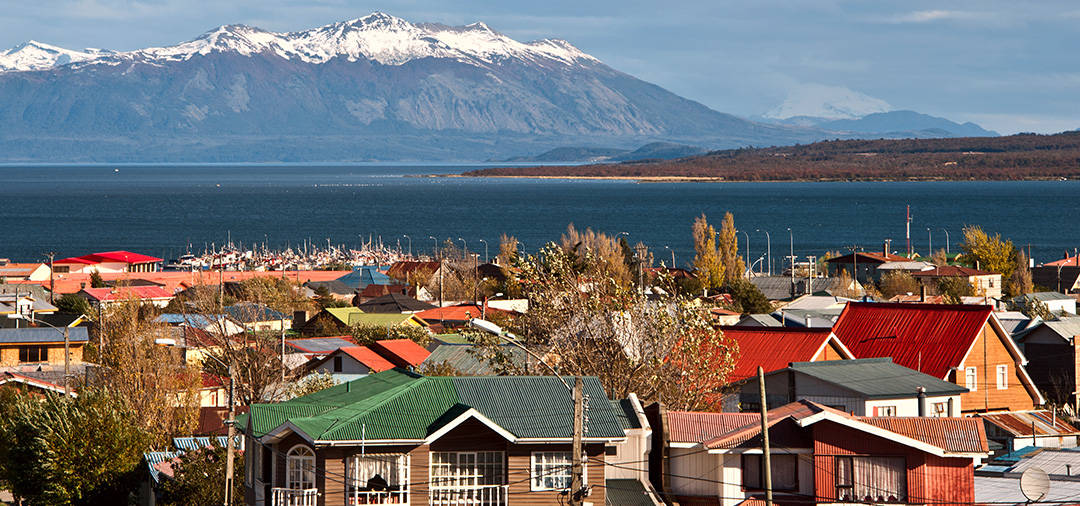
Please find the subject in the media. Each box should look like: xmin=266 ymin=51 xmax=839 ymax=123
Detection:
xmin=996 ymin=364 xmax=1008 ymax=389
xmin=430 ymin=451 xmax=506 ymax=504
xmin=349 ymin=453 xmax=409 ymax=504
xmin=530 ymin=451 xmax=585 ymax=492
xmin=285 ymin=445 xmax=316 ymax=491
xmin=931 ymin=402 xmax=948 ymax=417
xmin=965 ymin=367 xmax=977 ymax=391
xmin=875 ymin=406 xmax=897 ymax=417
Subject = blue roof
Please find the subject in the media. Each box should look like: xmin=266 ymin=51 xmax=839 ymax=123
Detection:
xmin=144 ymin=451 xmax=179 ymax=484
xmin=172 ymin=435 xmax=241 ymax=452
xmin=155 ymin=313 xmax=223 ymax=327
xmin=0 ymin=326 xmax=89 ymax=343
xmin=335 ymin=266 xmax=391 ymax=289
xmin=225 ymin=303 xmax=287 ymax=323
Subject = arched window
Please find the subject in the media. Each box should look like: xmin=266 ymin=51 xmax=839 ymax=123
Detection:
xmin=286 ymin=445 xmax=316 ymax=490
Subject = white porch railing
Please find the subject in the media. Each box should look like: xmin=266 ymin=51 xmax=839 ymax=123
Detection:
xmin=429 ymin=484 xmax=508 ymax=506
xmin=348 ymin=489 xmax=408 ymax=504
xmin=272 ymin=487 xmax=318 ymax=506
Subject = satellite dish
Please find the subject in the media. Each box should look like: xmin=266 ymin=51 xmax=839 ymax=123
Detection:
xmin=1020 ymin=466 xmax=1050 ymax=502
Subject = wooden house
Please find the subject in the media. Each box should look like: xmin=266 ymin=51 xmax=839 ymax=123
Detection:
xmin=648 ymin=400 xmax=988 ymax=505
xmin=832 ymin=302 xmax=1045 ymax=413
xmin=240 ymin=369 xmax=628 ymax=506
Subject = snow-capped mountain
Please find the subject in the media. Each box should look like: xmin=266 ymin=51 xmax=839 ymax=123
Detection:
xmin=765 ymin=84 xmax=892 ymax=121
xmin=6 ymin=12 xmax=598 ymax=73
xmin=0 ymin=12 xmax=819 ymax=161
xmin=0 ymin=40 xmax=112 ymax=72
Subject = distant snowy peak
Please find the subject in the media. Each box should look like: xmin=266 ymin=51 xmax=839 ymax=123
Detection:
xmin=766 ymin=84 xmax=892 ymax=120
xmin=1 ymin=12 xmax=600 ymax=72
xmin=0 ymin=40 xmax=113 ymax=71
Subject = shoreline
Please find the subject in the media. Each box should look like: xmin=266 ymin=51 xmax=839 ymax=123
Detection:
xmin=426 ymin=173 xmax=1073 ymax=183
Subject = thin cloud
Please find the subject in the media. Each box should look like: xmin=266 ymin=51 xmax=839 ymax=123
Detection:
xmin=885 ymin=9 xmax=994 ymax=24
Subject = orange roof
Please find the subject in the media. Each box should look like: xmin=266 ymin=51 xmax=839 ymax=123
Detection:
xmin=21 ymin=270 xmax=350 ymax=295
xmin=665 ymin=411 xmax=757 ymax=443
xmin=720 ymin=326 xmax=851 ymax=381
xmin=415 ymin=304 xmax=499 ymax=322
xmin=337 ymin=346 xmax=396 ymax=372
xmin=81 ymin=286 xmax=175 ymax=301
xmin=832 ymin=302 xmax=992 ymax=378
xmin=369 ymin=339 xmax=430 ymax=368
xmin=1046 ymin=255 xmax=1080 ymax=267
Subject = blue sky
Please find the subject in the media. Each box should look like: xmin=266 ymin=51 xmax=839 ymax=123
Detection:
xmin=3 ymin=0 xmax=1078 ymax=134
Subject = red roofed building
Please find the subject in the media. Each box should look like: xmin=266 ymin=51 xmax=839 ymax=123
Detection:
xmin=911 ymin=265 xmax=1002 ymax=298
xmin=721 ymin=326 xmax=854 ymax=382
xmin=53 ymin=250 xmax=162 ymax=274
xmin=78 ymin=285 xmax=175 ymax=308
xmin=825 ymin=243 xmax=911 ymax=284
xmin=369 ymin=338 xmax=431 ymax=368
xmin=415 ymin=304 xmax=505 ymax=329
xmin=832 ymin=302 xmax=1044 ymax=413
xmin=310 ymin=346 xmax=397 ymax=377
xmin=648 ymin=400 xmax=987 ymax=505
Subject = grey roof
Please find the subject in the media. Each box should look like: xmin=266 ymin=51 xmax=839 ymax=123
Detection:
xmin=1017 ymin=291 xmax=1076 ymax=302
xmin=285 ymin=337 xmax=355 ymax=354
xmin=777 ymin=308 xmax=841 ymax=328
xmin=975 ymin=475 xmax=1080 ymax=503
xmin=611 ymin=399 xmax=642 ymax=430
xmin=783 ymin=357 xmax=969 ymax=399
xmin=1009 ymin=448 xmax=1080 ymax=477
xmin=303 ymin=279 xmax=354 ymax=296
xmin=0 ymin=326 xmax=89 ymax=343
xmin=750 ymin=276 xmax=844 ymax=301
xmin=606 ymin=479 xmax=657 ymax=506
xmin=0 ymin=283 xmax=50 ymax=300
xmin=1015 ymin=318 xmax=1080 ymax=342
xmin=736 ymin=314 xmax=783 ymax=327
xmin=420 ymin=344 xmax=525 ymax=375
xmin=356 ymin=292 xmax=435 ymax=313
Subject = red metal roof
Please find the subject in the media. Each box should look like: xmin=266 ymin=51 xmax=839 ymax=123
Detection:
xmin=832 ymin=302 xmax=992 ymax=378
xmin=415 ymin=304 xmax=502 ymax=322
xmin=704 ymin=401 xmax=828 ymax=448
xmin=338 ymin=346 xmax=396 ymax=372
xmin=80 ymin=286 xmax=175 ymax=301
xmin=1046 ymin=255 xmax=1080 ymax=267
xmin=857 ymin=416 xmax=989 ymax=453
xmin=665 ymin=411 xmax=757 ymax=443
xmin=56 ymin=251 xmax=162 ymax=265
xmin=978 ymin=410 xmax=1080 ymax=437
xmin=721 ymin=326 xmax=843 ymax=381
xmin=369 ymin=339 xmax=430 ymax=368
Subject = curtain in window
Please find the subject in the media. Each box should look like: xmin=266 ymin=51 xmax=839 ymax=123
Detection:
xmin=352 ymin=454 xmax=406 ymax=490
xmin=851 ymin=457 xmax=906 ymax=502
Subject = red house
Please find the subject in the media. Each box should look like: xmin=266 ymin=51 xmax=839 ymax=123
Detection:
xmin=721 ymin=326 xmax=855 ymax=382
xmin=832 ymin=302 xmax=1044 ymax=413
xmin=648 ymin=400 xmax=988 ymax=505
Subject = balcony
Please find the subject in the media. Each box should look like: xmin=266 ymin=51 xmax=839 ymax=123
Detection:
xmin=349 ymin=489 xmax=408 ymax=504
xmin=272 ymin=487 xmax=318 ymax=506
xmin=429 ymin=484 xmax=508 ymax=506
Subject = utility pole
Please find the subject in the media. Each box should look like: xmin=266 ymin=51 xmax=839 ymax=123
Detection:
xmin=758 ymin=366 xmax=773 ymax=506
xmin=806 ymin=256 xmax=816 ymax=295
xmin=571 ymin=376 xmax=584 ymax=506
xmin=224 ymin=365 xmax=236 ymax=506
xmin=47 ymin=252 xmax=55 ymax=304
xmin=845 ymin=245 xmax=860 ymax=295
xmin=906 ymin=205 xmax=912 ymax=257
xmin=927 ymin=228 xmax=932 ymax=258
xmin=63 ymin=326 xmax=70 ymax=398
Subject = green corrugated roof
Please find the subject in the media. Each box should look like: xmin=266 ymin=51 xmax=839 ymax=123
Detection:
xmin=325 ymin=307 xmax=365 ymax=325
xmin=432 ymin=333 xmax=471 ymax=345
xmin=605 ymin=479 xmax=657 ymax=506
xmin=611 ymin=399 xmax=640 ymax=430
xmin=347 ymin=313 xmax=419 ymax=327
xmin=244 ymin=369 xmax=625 ymax=442
xmin=787 ymin=357 xmax=969 ymax=399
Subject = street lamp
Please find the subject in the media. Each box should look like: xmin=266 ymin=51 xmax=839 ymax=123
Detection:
xmin=7 ymin=313 xmax=72 ymax=398
xmin=478 ymin=238 xmax=489 ymax=263
xmin=927 ymin=228 xmax=932 ymax=258
xmin=740 ymin=230 xmax=750 ymax=278
xmin=402 ymin=234 xmax=412 ymax=257
xmin=457 ymin=237 xmax=468 ymax=260
xmin=940 ymin=228 xmax=950 ymax=255
xmin=428 ymin=236 xmax=438 ymax=259
xmin=756 ymin=229 xmax=771 ymax=276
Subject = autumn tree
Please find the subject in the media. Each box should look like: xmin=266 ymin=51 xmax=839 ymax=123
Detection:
xmin=937 ymin=277 xmax=976 ymax=304
xmin=287 ymin=371 xmax=338 ymax=399
xmin=718 ymin=212 xmax=746 ymax=283
xmin=89 ymin=269 xmax=106 ymax=288
xmin=724 ymin=278 xmax=773 ymax=314
xmin=350 ymin=323 xmax=432 ymax=347
xmin=95 ymin=299 xmax=200 ymax=445
xmin=959 ymin=225 xmax=1017 ymax=280
xmin=1007 ymin=251 xmax=1035 ymax=297
xmin=159 ymin=443 xmax=244 ymax=506
xmin=469 ymin=243 xmax=739 ymax=411
xmin=878 ymin=271 xmax=920 ymax=299
xmin=930 ymin=248 xmax=950 ymax=267
xmin=692 ymin=214 xmax=724 ymax=290
xmin=829 ymin=269 xmax=860 ymax=299
xmin=559 ymin=223 xmax=633 ymax=287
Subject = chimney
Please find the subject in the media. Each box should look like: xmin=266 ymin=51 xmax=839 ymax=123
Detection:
xmin=884 ymin=239 xmax=891 ymax=256
xmin=917 ymin=387 xmax=926 ymax=417
xmin=920 ymin=285 xmax=926 ymax=303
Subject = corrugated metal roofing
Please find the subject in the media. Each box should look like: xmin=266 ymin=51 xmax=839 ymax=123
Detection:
xmin=0 ymin=326 xmax=89 ymax=343
xmin=369 ymin=339 xmax=430 ymax=367
xmin=605 ymin=479 xmax=658 ymax=506
xmin=356 ymin=293 xmax=435 ymax=313
xmin=857 ymin=416 xmax=989 ymax=453
xmin=979 ymin=410 xmax=1080 ymax=437
xmin=1015 ymin=318 xmax=1080 ymax=342
xmin=786 ymin=357 xmax=968 ymax=399
xmin=246 ymin=369 xmax=624 ymax=442
xmin=1006 ymin=448 xmax=1080 ymax=476
xmin=721 ymin=326 xmax=841 ymax=380
xmin=832 ymin=302 xmax=992 ymax=378
xmin=337 ymin=346 xmax=396 ymax=372
xmin=285 ymin=337 xmax=355 ymax=354
xmin=703 ymin=401 xmax=824 ymax=448
xmin=81 ymin=286 xmax=174 ymax=301
xmin=143 ymin=451 xmax=179 ymax=484
xmin=172 ymin=435 xmax=241 ymax=451
xmin=420 ymin=344 xmax=525 ymax=375
xmin=666 ymin=411 xmax=757 ymax=443
xmin=612 ymin=399 xmax=641 ymax=430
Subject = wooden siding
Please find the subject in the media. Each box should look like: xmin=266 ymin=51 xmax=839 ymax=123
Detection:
xmin=813 ymin=340 xmax=847 ymax=362
xmin=957 ymin=324 xmax=1038 ymax=413
xmin=812 ymin=420 xmax=974 ymax=504
xmin=0 ymin=343 xmax=84 ymax=367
